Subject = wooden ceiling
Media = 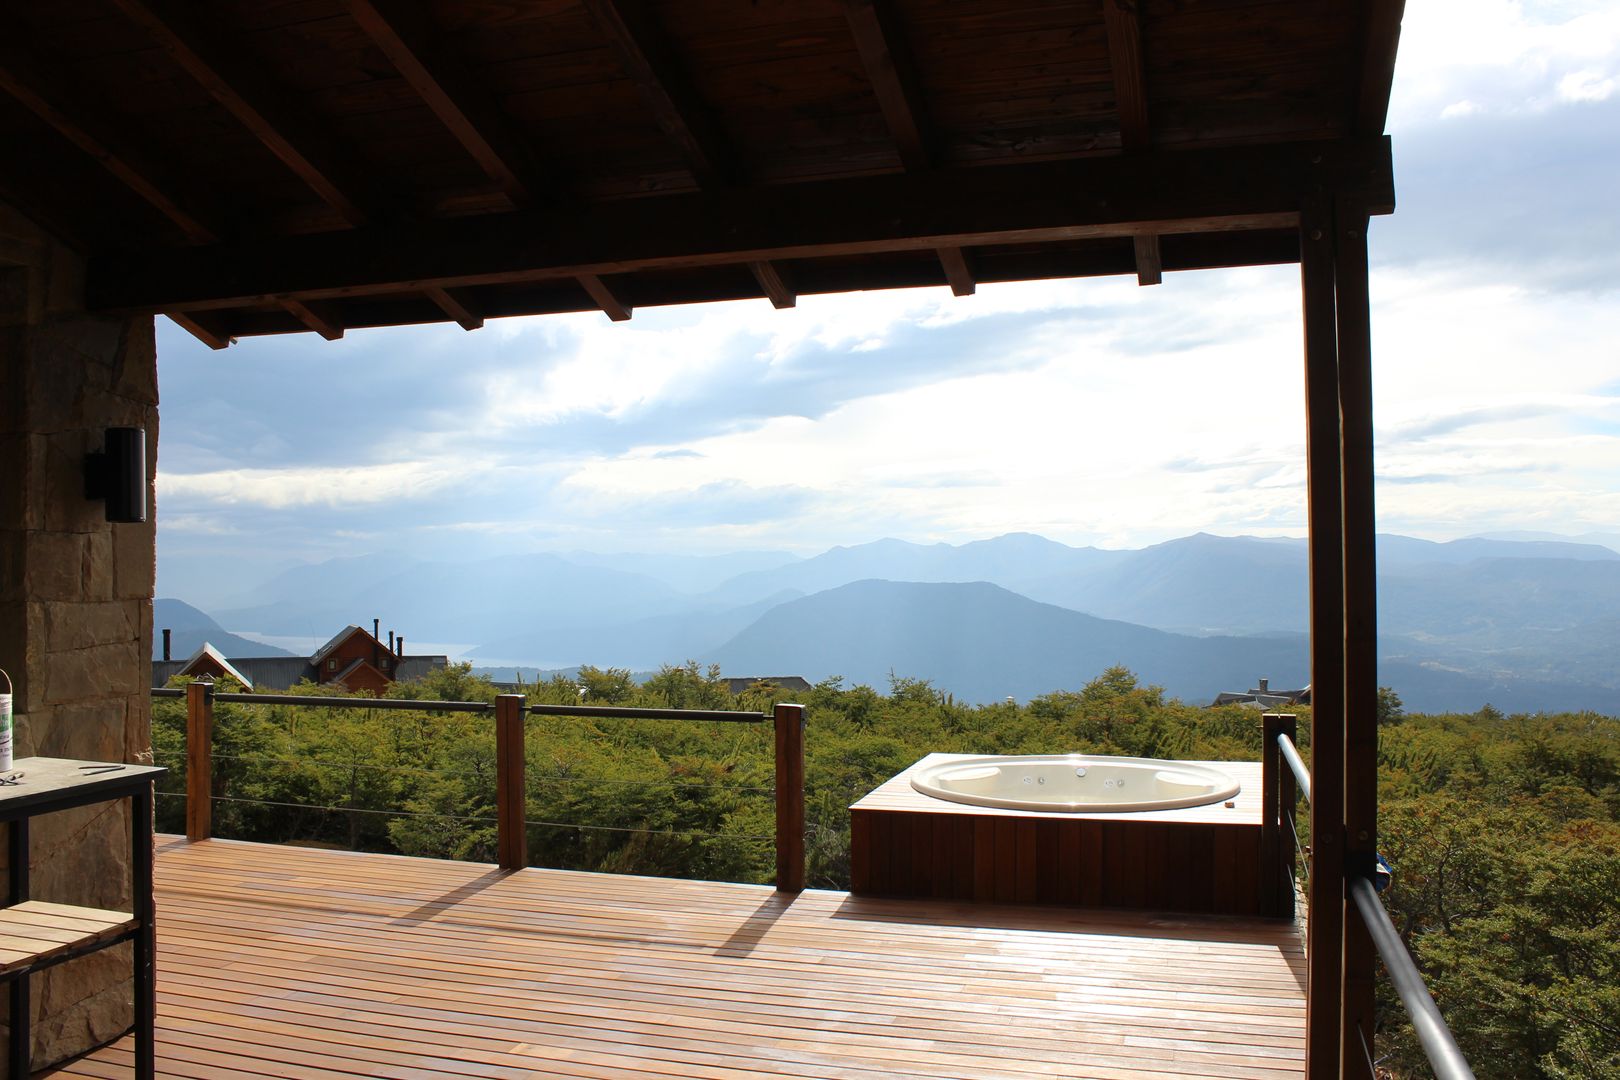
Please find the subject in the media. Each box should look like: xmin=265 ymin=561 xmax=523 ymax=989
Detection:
xmin=0 ymin=0 xmax=1402 ymax=345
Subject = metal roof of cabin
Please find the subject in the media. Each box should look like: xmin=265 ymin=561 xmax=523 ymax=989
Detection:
xmin=0 ymin=0 xmax=1401 ymax=345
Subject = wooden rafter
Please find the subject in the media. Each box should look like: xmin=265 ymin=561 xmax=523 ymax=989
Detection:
xmin=1103 ymin=0 xmax=1162 ymax=286
xmin=424 ymin=287 xmax=483 ymax=331
xmin=843 ymin=0 xmax=933 ymax=172
xmin=582 ymin=0 xmax=730 ymax=188
xmin=748 ymin=262 xmax=795 ymax=310
xmin=841 ymin=0 xmax=979 ymax=297
xmin=109 ymin=0 xmax=372 ymax=227
xmin=1355 ymin=0 xmax=1406 ymax=136
xmin=279 ymin=298 xmax=344 ymax=340
xmin=0 ymin=29 xmax=218 ymax=245
xmin=164 ymin=311 xmax=233 ymax=350
xmin=582 ymin=0 xmax=793 ymax=313
xmin=347 ymin=0 xmax=546 ymax=208
xmin=87 ymin=139 xmax=1394 ymax=314
xmin=577 ymin=274 xmax=632 ymax=322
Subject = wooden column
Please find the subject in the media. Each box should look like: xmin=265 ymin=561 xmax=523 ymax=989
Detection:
xmin=1336 ymin=194 xmax=1379 ymax=1077
xmin=1261 ymin=712 xmax=1298 ymax=918
xmin=184 ymin=680 xmax=213 ymax=841
xmin=774 ymin=703 xmax=806 ymax=892
xmin=495 ymin=694 xmax=526 ymax=871
xmin=1301 ymin=195 xmax=1346 ymax=1080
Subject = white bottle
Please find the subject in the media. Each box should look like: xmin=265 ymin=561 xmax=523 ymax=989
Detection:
xmin=0 ymin=667 xmax=12 ymax=772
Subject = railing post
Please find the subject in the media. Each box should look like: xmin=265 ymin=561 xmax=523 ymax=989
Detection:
xmin=1262 ymin=713 xmax=1298 ymax=919
xmin=185 ymin=679 xmax=213 ymax=841
xmin=774 ymin=702 xmax=805 ymax=892
xmin=495 ymin=694 xmax=526 ymax=871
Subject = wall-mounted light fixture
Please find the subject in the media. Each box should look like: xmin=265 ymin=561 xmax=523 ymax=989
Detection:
xmin=84 ymin=427 xmax=147 ymax=523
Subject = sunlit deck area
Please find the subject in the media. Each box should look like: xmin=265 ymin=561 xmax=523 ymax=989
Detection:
xmin=44 ymin=836 xmax=1306 ymax=1080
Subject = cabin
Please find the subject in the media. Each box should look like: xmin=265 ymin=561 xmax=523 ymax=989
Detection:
xmin=152 ymin=624 xmax=448 ymax=692
xmin=0 ymin=1 xmax=1422 ymax=1077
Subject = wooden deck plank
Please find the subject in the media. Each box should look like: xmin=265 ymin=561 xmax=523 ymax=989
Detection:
xmin=42 ymin=836 xmax=1305 ymax=1079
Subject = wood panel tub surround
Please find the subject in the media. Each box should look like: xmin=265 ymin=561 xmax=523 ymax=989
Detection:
xmin=851 ymin=754 xmax=1266 ymax=915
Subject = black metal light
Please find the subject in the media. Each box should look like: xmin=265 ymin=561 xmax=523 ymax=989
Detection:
xmin=84 ymin=426 xmax=147 ymax=523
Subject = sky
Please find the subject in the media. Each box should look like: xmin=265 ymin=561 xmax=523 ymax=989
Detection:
xmin=153 ymin=0 xmax=1620 ymax=601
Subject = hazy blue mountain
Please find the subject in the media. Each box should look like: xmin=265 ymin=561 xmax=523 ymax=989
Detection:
xmin=558 ymin=550 xmax=802 ymax=593
xmin=708 ymin=533 xmax=1126 ymax=606
xmin=1472 ymin=530 xmax=1620 ymax=555
xmin=1377 ymin=534 xmax=1619 ymax=567
xmin=153 ymin=598 xmax=293 ymax=660
xmin=705 ymin=579 xmax=1310 ymax=704
xmin=216 ymin=553 xmax=690 ymax=643
xmin=703 ymin=580 xmax=1620 ymax=712
xmin=469 ymin=592 xmax=801 ymax=670
xmin=1010 ymin=533 xmax=1309 ymax=634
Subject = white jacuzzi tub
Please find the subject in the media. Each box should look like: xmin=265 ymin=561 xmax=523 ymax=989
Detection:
xmin=908 ymin=753 xmax=1241 ymax=813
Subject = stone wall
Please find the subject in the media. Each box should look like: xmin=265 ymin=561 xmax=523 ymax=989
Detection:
xmin=1 ymin=202 xmax=158 ymax=1070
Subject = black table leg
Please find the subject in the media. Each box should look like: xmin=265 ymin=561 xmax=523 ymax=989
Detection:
xmin=9 ymin=817 xmax=29 ymax=1077
xmin=131 ymin=786 xmax=155 ymax=1080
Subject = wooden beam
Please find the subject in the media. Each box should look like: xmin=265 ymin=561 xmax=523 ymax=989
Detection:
xmin=347 ymin=0 xmax=548 ymax=207
xmin=164 ymin=311 xmax=233 ymax=350
xmin=582 ymin=0 xmax=731 ymax=187
xmin=88 ymin=139 xmax=1394 ymax=313
xmin=937 ymin=247 xmax=975 ymax=296
xmin=1300 ymin=196 xmax=1345 ymax=1080
xmin=843 ymin=0 xmax=933 ymax=171
xmin=748 ymin=261 xmax=795 ymax=309
xmin=1103 ymin=0 xmax=1151 ymax=151
xmin=0 ymin=29 xmax=218 ymax=245
xmin=279 ymin=298 xmax=344 ymax=340
xmin=423 ymin=286 xmax=482 ymax=330
xmin=1132 ymin=235 xmax=1162 ymax=286
xmin=1334 ymin=194 xmax=1378 ymax=1080
xmin=577 ymin=273 xmax=632 ymax=322
xmin=1355 ymin=0 xmax=1406 ymax=137
xmin=109 ymin=0 xmax=372 ymax=227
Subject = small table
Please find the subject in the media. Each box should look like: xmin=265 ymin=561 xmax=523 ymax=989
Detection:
xmin=0 ymin=757 xmax=166 ymax=1079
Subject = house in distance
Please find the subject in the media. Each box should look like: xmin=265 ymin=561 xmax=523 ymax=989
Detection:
xmin=153 ymin=620 xmax=447 ymax=693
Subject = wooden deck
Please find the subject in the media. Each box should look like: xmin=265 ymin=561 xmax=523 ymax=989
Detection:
xmin=43 ymin=836 xmax=1306 ymax=1080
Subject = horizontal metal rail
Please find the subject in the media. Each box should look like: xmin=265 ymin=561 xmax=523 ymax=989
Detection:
xmin=1350 ymin=876 xmax=1478 ymax=1080
xmin=528 ymin=703 xmax=767 ymax=723
xmin=1276 ymin=731 xmax=1312 ymax=804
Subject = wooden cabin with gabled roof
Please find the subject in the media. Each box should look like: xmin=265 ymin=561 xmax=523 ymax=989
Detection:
xmin=0 ymin=0 xmax=1454 ymax=1077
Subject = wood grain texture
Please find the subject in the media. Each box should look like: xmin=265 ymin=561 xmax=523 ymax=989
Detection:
xmin=43 ymin=835 xmax=1306 ymax=1079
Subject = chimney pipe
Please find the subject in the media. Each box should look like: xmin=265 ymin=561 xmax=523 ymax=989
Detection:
xmin=162 ymin=628 xmax=171 ymax=661
xmin=372 ymin=618 xmax=380 ymax=667
xmin=1258 ymin=677 xmax=1269 ymax=693
xmin=397 ymin=636 xmax=404 ymax=657
xmin=388 ymin=630 xmax=395 ymax=653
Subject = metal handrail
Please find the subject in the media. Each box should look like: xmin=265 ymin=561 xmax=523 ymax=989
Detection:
xmin=151 ymin=688 xmax=767 ymax=721
xmin=1273 ymin=729 xmax=1477 ymax=1080
xmin=529 ymin=703 xmax=766 ymax=723
xmin=1349 ymin=876 xmax=1477 ymax=1080
xmin=1277 ymin=731 xmax=1312 ymax=804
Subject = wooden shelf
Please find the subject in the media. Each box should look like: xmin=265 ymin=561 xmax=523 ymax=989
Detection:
xmin=0 ymin=902 xmax=136 ymax=977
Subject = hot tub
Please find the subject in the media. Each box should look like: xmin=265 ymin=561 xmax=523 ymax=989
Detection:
xmin=851 ymin=753 xmax=1267 ymax=914
xmin=909 ymin=753 xmax=1241 ymax=813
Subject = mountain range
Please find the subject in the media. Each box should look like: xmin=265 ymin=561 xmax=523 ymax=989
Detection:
xmin=156 ymin=531 xmax=1620 ymax=713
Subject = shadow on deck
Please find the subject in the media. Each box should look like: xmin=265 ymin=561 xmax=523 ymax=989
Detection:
xmin=43 ymin=835 xmax=1306 ymax=1079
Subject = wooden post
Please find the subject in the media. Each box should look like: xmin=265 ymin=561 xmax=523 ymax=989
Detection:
xmin=495 ymin=694 xmax=526 ymax=871
xmin=1262 ymin=713 xmax=1299 ymax=919
xmin=774 ymin=702 xmax=805 ymax=892
xmin=1301 ymin=195 xmax=1346 ymax=1080
xmin=1336 ymin=193 xmax=1379 ymax=1078
xmin=184 ymin=679 xmax=213 ymax=841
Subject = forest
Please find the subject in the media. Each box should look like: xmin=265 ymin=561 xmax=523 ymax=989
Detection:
xmin=151 ymin=663 xmax=1620 ymax=1080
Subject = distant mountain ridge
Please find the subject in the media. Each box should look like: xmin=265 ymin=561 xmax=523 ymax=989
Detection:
xmin=153 ymin=598 xmax=293 ymax=661
xmin=162 ymin=531 xmax=1620 ymax=712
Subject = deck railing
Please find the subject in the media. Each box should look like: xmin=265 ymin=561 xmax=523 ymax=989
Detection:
xmin=151 ymin=684 xmax=806 ymax=890
xmin=1261 ymin=713 xmax=1477 ymax=1080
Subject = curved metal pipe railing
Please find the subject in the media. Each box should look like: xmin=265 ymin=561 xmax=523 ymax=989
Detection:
xmin=1273 ymin=730 xmax=1476 ymax=1080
